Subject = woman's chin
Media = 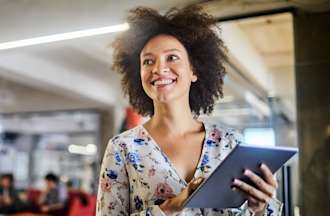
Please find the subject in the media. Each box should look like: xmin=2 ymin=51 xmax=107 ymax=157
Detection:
xmin=153 ymin=92 xmax=186 ymax=105
xmin=150 ymin=92 xmax=177 ymax=104
xmin=147 ymin=86 xmax=188 ymax=105
xmin=155 ymin=95 xmax=174 ymax=103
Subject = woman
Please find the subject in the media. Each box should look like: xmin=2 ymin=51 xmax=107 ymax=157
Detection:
xmin=0 ymin=173 xmax=23 ymax=213
xmin=97 ymin=5 xmax=283 ymax=216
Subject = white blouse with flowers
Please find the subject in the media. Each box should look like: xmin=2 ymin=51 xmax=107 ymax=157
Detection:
xmin=96 ymin=121 xmax=283 ymax=216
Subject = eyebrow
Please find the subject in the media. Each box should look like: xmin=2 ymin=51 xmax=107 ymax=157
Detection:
xmin=141 ymin=48 xmax=181 ymax=57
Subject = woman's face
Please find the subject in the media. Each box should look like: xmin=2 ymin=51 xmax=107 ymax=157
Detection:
xmin=0 ymin=177 xmax=11 ymax=188
xmin=140 ymin=34 xmax=197 ymax=104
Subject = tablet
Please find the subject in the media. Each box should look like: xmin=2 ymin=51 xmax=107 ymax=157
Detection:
xmin=183 ymin=143 xmax=298 ymax=209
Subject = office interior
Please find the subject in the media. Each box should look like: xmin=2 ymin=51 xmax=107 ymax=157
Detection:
xmin=0 ymin=1 xmax=329 ymax=215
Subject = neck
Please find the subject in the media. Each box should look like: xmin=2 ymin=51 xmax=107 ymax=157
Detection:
xmin=147 ymin=99 xmax=202 ymax=136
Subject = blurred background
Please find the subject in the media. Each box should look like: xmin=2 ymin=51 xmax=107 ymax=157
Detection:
xmin=1 ymin=0 xmax=329 ymax=215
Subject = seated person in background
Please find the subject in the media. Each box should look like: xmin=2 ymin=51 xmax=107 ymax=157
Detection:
xmin=0 ymin=173 xmax=23 ymax=213
xmin=38 ymin=173 xmax=67 ymax=213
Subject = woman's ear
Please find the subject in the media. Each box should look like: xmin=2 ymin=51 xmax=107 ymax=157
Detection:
xmin=192 ymin=74 xmax=198 ymax=82
xmin=190 ymin=65 xmax=198 ymax=82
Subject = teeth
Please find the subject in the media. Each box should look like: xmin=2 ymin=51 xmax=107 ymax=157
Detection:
xmin=154 ymin=79 xmax=174 ymax=86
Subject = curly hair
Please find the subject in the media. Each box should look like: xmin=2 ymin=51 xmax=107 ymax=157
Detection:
xmin=112 ymin=5 xmax=227 ymax=116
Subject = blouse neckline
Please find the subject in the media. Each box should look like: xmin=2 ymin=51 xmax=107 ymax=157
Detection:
xmin=139 ymin=120 xmax=209 ymax=185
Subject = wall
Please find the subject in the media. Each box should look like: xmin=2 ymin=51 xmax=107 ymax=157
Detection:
xmin=294 ymin=10 xmax=330 ymax=216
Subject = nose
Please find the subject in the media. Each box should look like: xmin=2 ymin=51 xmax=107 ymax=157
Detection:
xmin=152 ymin=58 xmax=169 ymax=74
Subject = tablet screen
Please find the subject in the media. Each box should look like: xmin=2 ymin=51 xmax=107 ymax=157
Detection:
xmin=184 ymin=144 xmax=298 ymax=209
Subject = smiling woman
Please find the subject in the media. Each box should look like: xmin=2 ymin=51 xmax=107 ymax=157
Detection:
xmin=97 ymin=5 xmax=283 ymax=216
xmin=111 ymin=5 xmax=226 ymax=116
xmin=140 ymin=34 xmax=197 ymax=105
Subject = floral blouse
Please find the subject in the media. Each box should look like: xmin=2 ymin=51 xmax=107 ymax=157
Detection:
xmin=96 ymin=121 xmax=283 ymax=216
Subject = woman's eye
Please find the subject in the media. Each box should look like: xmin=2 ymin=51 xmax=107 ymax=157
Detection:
xmin=167 ymin=55 xmax=179 ymax=62
xmin=143 ymin=59 xmax=154 ymax=65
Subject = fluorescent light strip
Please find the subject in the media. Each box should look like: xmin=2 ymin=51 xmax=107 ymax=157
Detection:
xmin=68 ymin=144 xmax=97 ymax=155
xmin=0 ymin=23 xmax=129 ymax=50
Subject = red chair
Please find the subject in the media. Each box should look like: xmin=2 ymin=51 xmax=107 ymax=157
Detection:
xmin=26 ymin=189 xmax=42 ymax=204
xmin=68 ymin=194 xmax=96 ymax=216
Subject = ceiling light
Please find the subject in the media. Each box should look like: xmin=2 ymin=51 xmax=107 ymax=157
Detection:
xmin=0 ymin=23 xmax=129 ymax=50
xmin=68 ymin=144 xmax=97 ymax=155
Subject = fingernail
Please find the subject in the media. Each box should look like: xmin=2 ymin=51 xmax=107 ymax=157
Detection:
xmin=244 ymin=169 xmax=251 ymax=175
xmin=260 ymin=163 xmax=266 ymax=169
xmin=231 ymin=186 xmax=237 ymax=191
xmin=233 ymin=179 xmax=240 ymax=184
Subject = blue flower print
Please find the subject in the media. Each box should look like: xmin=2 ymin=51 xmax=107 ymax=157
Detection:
xmin=96 ymin=123 xmax=283 ymax=215
xmin=199 ymin=154 xmax=212 ymax=173
xmin=161 ymin=152 xmax=169 ymax=163
xmin=266 ymin=205 xmax=274 ymax=216
xmin=206 ymin=139 xmax=218 ymax=147
xmin=127 ymin=152 xmax=141 ymax=164
xmin=127 ymin=152 xmax=145 ymax=172
xmin=134 ymin=129 xmax=147 ymax=145
xmin=201 ymin=154 xmax=209 ymax=166
xmin=206 ymin=128 xmax=221 ymax=147
xmin=106 ymin=169 xmax=118 ymax=180
xmin=114 ymin=151 xmax=121 ymax=164
xmin=134 ymin=138 xmax=145 ymax=145
xmin=134 ymin=195 xmax=143 ymax=210
xmin=146 ymin=208 xmax=152 ymax=216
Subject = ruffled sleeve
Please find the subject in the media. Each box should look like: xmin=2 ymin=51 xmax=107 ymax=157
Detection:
xmin=96 ymin=137 xmax=168 ymax=216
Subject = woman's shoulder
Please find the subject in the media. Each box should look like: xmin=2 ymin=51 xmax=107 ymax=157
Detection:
xmin=203 ymin=120 xmax=243 ymax=145
xmin=109 ymin=125 xmax=144 ymax=145
xmin=106 ymin=125 xmax=151 ymax=153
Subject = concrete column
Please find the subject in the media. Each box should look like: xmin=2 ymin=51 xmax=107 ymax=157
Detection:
xmin=294 ymin=10 xmax=330 ymax=216
xmin=98 ymin=108 xmax=115 ymax=161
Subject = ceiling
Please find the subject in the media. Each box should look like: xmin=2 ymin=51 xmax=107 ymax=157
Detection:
xmin=0 ymin=0 xmax=319 ymax=128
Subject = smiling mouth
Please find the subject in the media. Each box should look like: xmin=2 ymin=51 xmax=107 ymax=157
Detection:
xmin=151 ymin=78 xmax=177 ymax=86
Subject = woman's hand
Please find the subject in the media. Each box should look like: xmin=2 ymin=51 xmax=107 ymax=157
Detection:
xmin=41 ymin=205 xmax=50 ymax=213
xmin=2 ymin=194 xmax=12 ymax=205
xmin=159 ymin=176 xmax=204 ymax=216
xmin=232 ymin=163 xmax=278 ymax=216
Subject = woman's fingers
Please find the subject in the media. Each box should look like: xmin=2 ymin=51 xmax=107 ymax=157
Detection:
xmin=243 ymin=169 xmax=274 ymax=197
xmin=232 ymin=179 xmax=271 ymax=203
xmin=188 ymin=177 xmax=204 ymax=193
xmin=159 ymin=177 xmax=204 ymax=216
xmin=178 ymin=177 xmax=204 ymax=207
xmin=233 ymin=186 xmax=267 ymax=213
xmin=260 ymin=163 xmax=278 ymax=188
xmin=247 ymin=195 xmax=259 ymax=205
xmin=233 ymin=187 xmax=260 ymax=205
xmin=233 ymin=165 xmax=277 ymax=214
